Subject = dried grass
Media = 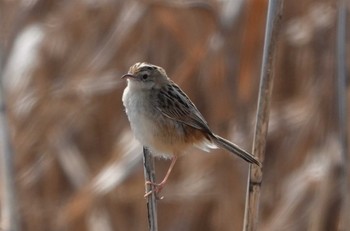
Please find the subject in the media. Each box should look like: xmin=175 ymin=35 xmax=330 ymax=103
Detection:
xmin=0 ymin=0 xmax=348 ymax=230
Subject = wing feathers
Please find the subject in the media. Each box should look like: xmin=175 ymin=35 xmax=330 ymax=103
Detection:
xmin=155 ymin=83 xmax=212 ymax=133
xmin=153 ymin=82 xmax=260 ymax=166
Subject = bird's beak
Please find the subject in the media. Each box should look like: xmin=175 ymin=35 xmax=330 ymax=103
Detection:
xmin=121 ymin=74 xmax=137 ymax=80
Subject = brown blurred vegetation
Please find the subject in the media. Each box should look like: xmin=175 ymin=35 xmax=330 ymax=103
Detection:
xmin=0 ymin=0 xmax=349 ymax=230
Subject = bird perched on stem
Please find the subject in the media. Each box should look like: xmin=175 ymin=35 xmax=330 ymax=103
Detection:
xmin=122 ymin=62 xmax=260 ymax=198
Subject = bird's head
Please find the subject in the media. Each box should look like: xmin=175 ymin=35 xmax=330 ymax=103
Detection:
xmin=122 ymin=62 xmax=169 ymax=89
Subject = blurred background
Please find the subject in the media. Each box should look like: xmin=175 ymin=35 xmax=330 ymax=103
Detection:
xmin=0 ymin=0 xmax=349 ymax=230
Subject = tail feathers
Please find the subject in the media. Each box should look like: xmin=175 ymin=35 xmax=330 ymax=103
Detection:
xmin=211 ymin=134 xmax=261 ymax=166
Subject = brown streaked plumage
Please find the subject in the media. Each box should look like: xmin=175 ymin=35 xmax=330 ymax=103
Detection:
xmin=122 ymin=62 xmax=261 ymax=197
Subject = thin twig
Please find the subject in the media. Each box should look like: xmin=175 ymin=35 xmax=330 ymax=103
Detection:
xmin=243 ymin=1 xmax=283 ymax=230
xmin=336 ymin=0 xmax=348 ymax=173
xmin=336 ymin=0 xmax=348 ymax=228
xmin=143 ymin=147 xmax=158 ymax=231
xmin=0 ymin=61 xmax=20 ymax=230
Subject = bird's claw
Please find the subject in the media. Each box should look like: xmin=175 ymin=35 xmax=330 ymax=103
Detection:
xmin=144 ymin=181 xmax=165 ymax=200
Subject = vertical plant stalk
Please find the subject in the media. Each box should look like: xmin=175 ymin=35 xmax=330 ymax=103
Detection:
xmin=143 ymin=147 xmax=158 ymax=231
xmin=243 ymin=1 xmax=283 ymax=230
xmin=0 ymin=71 xmax=20 ymax=230
xmin=336 ymin=0 xmax=348 ymax=228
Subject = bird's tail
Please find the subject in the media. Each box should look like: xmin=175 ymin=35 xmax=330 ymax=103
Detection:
xmin=210 ymin=134 xmax=261 ymax=166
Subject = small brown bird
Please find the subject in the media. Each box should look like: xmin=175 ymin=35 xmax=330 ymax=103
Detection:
xmin=122 ymin=62 xmax=260 ymax=197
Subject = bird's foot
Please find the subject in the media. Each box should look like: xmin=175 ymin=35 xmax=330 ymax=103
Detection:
xmin=144 ymin=181 xmax=165 ymax=200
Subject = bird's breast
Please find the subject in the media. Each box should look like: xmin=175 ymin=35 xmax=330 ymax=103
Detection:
xmin=122 ymin=86 xmax=206 ymax=156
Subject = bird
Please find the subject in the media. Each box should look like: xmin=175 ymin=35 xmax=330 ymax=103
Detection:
xmin=121 ymin=62 xmax=260 ymax=198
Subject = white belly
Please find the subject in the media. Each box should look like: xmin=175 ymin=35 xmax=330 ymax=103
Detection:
xmin=122 ymin=86 xmax=187 ymax=157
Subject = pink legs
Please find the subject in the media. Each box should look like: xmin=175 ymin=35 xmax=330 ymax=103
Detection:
xmin=144 ymin=156 xmax=177 ymax=198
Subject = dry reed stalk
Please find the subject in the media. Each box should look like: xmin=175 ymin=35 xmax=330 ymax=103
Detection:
xmin=243 ymin=0 xmax=284 ymax=230
xmin=143 ymin=147 xmax=158 ymax=231
xmin=336 ymin=0 xmax=349 ymax=228
xmin=0 ymin=67 xmax=20 ymax=230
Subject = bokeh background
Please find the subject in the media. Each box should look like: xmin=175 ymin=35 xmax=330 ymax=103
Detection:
xmin=1 ymin=0 xmax=349 ymax=230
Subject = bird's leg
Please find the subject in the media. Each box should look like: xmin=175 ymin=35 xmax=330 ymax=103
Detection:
xmin=144 ymin=156 xmax=177 ymax=198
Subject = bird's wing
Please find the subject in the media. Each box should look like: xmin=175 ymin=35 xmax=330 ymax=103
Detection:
xmin=154 ymin=82 xmax=212 ymax=134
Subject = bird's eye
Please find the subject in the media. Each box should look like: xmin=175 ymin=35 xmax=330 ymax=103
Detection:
xmin=142 ymin=74 xmax=149 ymax=80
